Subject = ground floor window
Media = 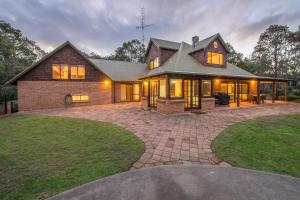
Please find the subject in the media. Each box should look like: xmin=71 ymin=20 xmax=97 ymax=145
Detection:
xmin=159 ymin=79 xmax=166 ymax=98
xmin=72 ymin=95 xmax=89 ymax=102
xmin=143 ymin=81 xmax=148 ymax=97
xmin=170 ymin=79 xmax=182 ymax=98
xmin=202 ymin=80 xmax=212 ymax=97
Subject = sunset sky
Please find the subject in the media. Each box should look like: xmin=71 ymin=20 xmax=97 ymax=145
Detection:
xmin=1 ymin=0 xmax=299 ymax=57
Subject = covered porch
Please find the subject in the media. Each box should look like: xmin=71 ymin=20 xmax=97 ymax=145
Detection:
xmin=141 ymin=74 xmax=289 ymax=114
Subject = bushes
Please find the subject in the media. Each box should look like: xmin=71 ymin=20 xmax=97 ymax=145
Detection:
xmin=0 ymin=86 xmax=17 ymax=102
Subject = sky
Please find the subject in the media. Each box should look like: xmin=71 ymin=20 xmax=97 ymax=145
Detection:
xmin=0 ymin=0 xmax=300 ymax=57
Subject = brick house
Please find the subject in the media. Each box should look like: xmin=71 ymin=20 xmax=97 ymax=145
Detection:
xmin=7 ymin=34 xmax=289 ymax=113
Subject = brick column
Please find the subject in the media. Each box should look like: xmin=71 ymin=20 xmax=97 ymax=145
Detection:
xmin=257 ymin=80 xmax=261 ymax=104
xmin=237 ymin=80 xmax=240 ymax=107
xmin=284 ymin=81 xmax=288 ymax=101
xmin=272 ymin=81 xmax=276 ymax=103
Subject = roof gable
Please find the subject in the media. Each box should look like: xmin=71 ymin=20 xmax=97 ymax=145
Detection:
xmin=189 ymin=33 xmax=230 ymax=54
xmin=146 ymin=38 xmax=180 ymax=56
xmin=6 ymin=41 xmax=109 ymax=84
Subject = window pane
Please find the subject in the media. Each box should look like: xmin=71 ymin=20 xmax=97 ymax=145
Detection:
xmin=202 ymin=80 xmax=211 ymax=97
xmin=159 ymin=79 xmax=166 ymax=98
xmin=241 ymin=83 xmax=248 ymax=94
xmin=143 ymin=82 xmax=148 ymax=96
xmin=72 ymin=95 xmax=80 ymax=102
xmin=149 ymin=60 xmax=154 ymax=69
xmin=154 ymin=57 xmax=159 ymax=68
xmin=170 ymin=79 xmax=182 ymax=98
xmin=212 ymin=53 xmax=220 ymax=64
xmin=120 ymin=84 xmax=127 ymax=101
xmin=52 ymin=65 xmax=61 ymax=79
xmin=61 ymin=65 xmax=68 ymax=79
xmin=133 ymin=84 xmax=140 ymax=101
xmin=80 ymin=95 xmax=89 ymax=101
xmin=78 ymin=66 xmax=85 ymax=79
xmin=220 ymin=83 xmax=227 ymax=93
xmin=71 ymin=66 xmax=77 ymax=79
xmin=207 ymin=52 xmax=224 ymax=65
xmin=207 ymin=52 xmax=212 ymax=64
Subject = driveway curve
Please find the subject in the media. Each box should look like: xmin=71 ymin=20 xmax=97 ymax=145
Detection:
xmin=48 ymin=165 xmax=300 ymax=200
xmin=28 ymin=102 xmax=300 ymax=169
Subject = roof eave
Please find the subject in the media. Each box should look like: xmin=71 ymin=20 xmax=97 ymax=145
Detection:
xmin=139 ymin=71 xmax=291 ymax=81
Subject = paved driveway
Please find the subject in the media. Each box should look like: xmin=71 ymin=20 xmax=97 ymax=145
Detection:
xmin=28 ymin=102 xmax=300 ymax=169
xmin=48 ymin=165 xmax=300 ymax=200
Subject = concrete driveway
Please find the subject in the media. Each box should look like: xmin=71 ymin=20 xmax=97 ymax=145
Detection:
xmin=48 ymin=165 xmax=300 ymax=200
xmin=28 ymin=102 xmax=300 ymax=169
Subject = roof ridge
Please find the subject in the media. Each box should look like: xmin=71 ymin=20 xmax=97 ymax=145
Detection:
xmin=150 ymin=37 xmax=180 ymax=44
xmin=89 ymin=58 xmax=144 ymax=65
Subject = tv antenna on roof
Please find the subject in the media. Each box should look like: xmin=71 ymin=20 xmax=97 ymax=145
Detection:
xmin=136 ymin=7 xmax=154 ymax=46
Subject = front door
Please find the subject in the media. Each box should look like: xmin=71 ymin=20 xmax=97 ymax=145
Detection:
xmin=120 ymin=84 xmax=133 ymax=102
xmin=149 ymin=80 xmax=158 ymax=107
xmin=184 ymin=80 xmax=200 ymax=109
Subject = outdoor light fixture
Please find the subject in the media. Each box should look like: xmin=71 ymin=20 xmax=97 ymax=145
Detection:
xmin=144 ymin=81 xmax=148 ymax=85
xmin=104 ymin=81 xmax=108 ymax=85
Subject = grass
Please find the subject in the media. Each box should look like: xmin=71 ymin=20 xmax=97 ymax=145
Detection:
xmin=0 ymin=115 xmax=144 ymax=200
xmin=212 ymin=114 xmax=300 ymax=177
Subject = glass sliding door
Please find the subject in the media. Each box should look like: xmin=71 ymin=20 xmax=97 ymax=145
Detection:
xmin=132 ymin=84 xmax=140 ymax=101
xmin=149 ymin=80 xmax=158 ymax=107
xmin=184 ymin=80 xmax=200 ymax=109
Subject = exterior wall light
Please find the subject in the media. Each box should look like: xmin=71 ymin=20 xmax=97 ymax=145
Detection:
xmin=105 ymin=81 xmax=108 ymax=85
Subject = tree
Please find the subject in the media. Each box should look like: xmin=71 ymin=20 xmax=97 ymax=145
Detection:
xmin=107 ymin=39 xmax=146 ymax=63
xmin=226 ymin=42 xmax=259 ymax=74
xmin=288 ymin=27 xmax=300 ymax=79
xmin=0 ymin=20 xmax=45 ymax=85
xmin=226 ymin=42 xmax=244 ymax=67
xmin=252 ymin=25 xmax=291 ymax=78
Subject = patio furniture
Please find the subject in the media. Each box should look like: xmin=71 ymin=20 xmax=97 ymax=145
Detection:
xmin=215 ymin=93 xmax=230 ymax=105
xmin=251 ymin=95 xmax=267 ymax=104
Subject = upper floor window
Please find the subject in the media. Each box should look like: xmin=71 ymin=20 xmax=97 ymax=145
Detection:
xmin=71 ymin=65 xmax=85 ymax=79
xmin=52 ymin=64 xmax=68 ymax=79
xmin=207 ymin=52 xmax=224 ymax=65
xmin=149 ymin=57 xmax=160 ymax=69
xmin=213 ymin=41 xmax=218 ymax=48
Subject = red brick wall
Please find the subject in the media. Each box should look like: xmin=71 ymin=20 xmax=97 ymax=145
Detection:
xmin=20 ymin=45 xmax=103 ymax=81
xmin=18 ymin=79 xmax=112 ymax=111
xmin=157 ymin=99 xmax=185 ymax=114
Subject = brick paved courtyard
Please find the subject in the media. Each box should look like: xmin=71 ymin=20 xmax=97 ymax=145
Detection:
xmin=27 ymin=102 xmax=300 ymax=169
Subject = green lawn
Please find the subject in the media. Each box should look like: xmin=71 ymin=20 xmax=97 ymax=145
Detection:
xmin=212 ymin=114 xmax=300 ymax=177
xmin=0 ymin=115 xmax=144 ymax=200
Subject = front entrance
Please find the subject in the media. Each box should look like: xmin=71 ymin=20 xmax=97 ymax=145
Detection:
xmin=184 ymin=80 xmax=200 ymax=109
xmin=149 ymin=80 xmax=158 ymax=107
xmin=120 ymin=83 xmax=140 ymax=102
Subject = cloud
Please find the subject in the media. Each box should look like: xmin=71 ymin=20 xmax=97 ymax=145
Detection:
xmin=0 ymin=0 xmax=299 ymax=56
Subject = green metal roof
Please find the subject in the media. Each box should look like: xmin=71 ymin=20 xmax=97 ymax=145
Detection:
xmin=143 ymin=42 xmax=258 ymax=79
xmin=150 ymin=38 xmax=181 ymax=50
xmin=89 ymin=58 xmax=148 ymax=81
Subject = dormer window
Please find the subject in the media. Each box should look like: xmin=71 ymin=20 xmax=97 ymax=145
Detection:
xmin=207 ymin=52 xmax=224 ymax=65
xmin=213 ymin=41 xmax=218 ymax=48
xmin=149 ymin=57 xmax=160 ymax=69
